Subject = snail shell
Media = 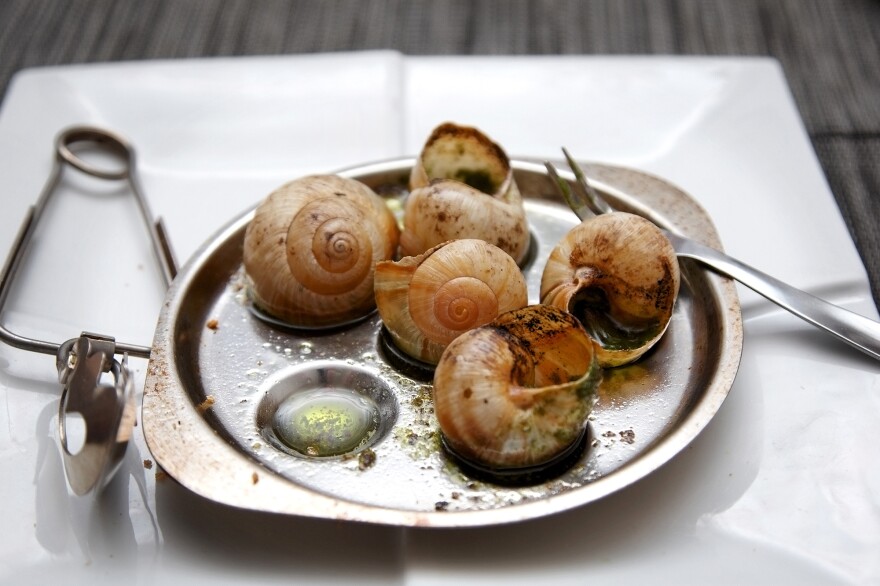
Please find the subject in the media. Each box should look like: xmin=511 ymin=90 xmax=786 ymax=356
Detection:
xmin=433 ymin=304 xmax=601 ymax=471
xmin=243 ymin=174 xmax=400 ymax=328
xmin=540 ymin=212 xmax=680 ymax=367
xmin=374 ymin=239 xmax=528 ymax=365
xmin=401 ymin=122 xmax=530 ymax=264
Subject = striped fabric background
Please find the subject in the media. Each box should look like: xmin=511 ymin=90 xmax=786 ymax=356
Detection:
xmin=1 ymin=0 xmax=878 ymax=307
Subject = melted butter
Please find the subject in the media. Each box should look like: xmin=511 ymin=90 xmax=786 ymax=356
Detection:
xmin=272 ymin=388 xmax=380 ymax=457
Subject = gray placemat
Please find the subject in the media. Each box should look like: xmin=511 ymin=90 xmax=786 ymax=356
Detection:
xmin=1 ymin=0 xmax=877 ymax=309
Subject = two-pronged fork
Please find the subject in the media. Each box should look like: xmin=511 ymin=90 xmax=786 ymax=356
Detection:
xmin=544 ymin=149 xmax=880 ymax=361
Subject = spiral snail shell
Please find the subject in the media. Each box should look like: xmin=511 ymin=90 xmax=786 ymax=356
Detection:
xmin=374 ymin=239 xmax=528 ymax=365
xmin=243 ymin=174 xmax=400 ymax=328
xmin=540 ymin=212 xmax=680 ymax=367
xmin=433 ymin=304 xmax=601 ymax=472
xmin=401 ymin=122 xmax=530 ymax=264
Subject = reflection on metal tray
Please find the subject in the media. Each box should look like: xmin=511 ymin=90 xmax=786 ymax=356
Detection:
xmin=142 ymin=159 xmax=742 ymax=527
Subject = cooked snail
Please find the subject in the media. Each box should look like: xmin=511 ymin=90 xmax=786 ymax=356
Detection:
xmin=243 ymin=174 xmax=400 ymax=328
xmin=540 ymin=212 xmax=680 ymax=367
xmin=401 ymin=122 xmax=530 ymax=264
xmin=375 ymin=239 xmax=528 ymax=365
xmin=433 ymin=304 xmax=601 ymax=472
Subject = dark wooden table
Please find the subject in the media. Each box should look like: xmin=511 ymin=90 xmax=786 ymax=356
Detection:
xmin=1 ymin=0 xmax=878 ymax=308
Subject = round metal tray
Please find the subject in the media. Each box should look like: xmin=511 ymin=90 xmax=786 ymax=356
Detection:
xmin=142 ymin=158 xmax=742 ymax=527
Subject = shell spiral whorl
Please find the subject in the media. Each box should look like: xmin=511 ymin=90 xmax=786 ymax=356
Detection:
xmin=286 ymin=197 xmax=372 ymax=295
xmin=430 ymin=277 xmax=497 ymax=330
xmin=375 ymin=239 xmax=528 ymax=365
xmin=243 ymin=174 xmax=399 ymax=328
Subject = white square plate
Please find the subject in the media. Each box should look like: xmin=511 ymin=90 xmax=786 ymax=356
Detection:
xmin=0 ymin=52 xmax=877 ymax=585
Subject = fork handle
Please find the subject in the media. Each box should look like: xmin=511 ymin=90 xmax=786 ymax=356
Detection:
xmin=666 ymin=233 xmax=880 ymax=361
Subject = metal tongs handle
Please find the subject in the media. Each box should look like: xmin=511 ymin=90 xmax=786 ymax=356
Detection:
xmin=0 ymin=126 xmax=178 ymax=494
xmin=0 ymin=126 xmax=177 ymax=358
xmin=545 ymin=149 xmax=880 ymax=362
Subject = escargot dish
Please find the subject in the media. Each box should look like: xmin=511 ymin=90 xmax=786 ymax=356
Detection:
xmin=540 ymin=212 xmax=680 ymax=367
xmin=433 ymin=304 xmax=602 ymax=474
xmin=400 ymin=122 xmax=530 ymax=264
xmin=374 ymin=239 xmax=528 ymax=365
xmin=243 ymin=174 xmax=400 ymax=328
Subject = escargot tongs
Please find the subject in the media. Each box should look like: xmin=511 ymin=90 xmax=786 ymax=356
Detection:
xmin=545 ymin=149 xmax=880 ymax=362
xmin=0 ymin=126 xmax=177 ymax=495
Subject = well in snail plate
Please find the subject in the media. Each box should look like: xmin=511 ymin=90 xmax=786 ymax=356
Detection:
xmin=433 ymin=304 xmax=602 ymax=479
xmin=243 ymin=174 xmax=400 ymax=329
xmin=401 ymin=122 xmax=530 ymax=264
xmin=540 ymin=212 xmax=680 ymax=367
xmin=374 ymin=238 xmax=528 ymax=366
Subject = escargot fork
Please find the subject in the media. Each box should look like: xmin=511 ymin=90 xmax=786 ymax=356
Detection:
xmin=544 ymin=154 xmax=880 ymax=362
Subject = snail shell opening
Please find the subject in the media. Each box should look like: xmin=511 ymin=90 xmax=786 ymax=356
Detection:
xmin=540 ymin=212 xmax=680 ymax=367
xmin=400 ymin=122 xmax=530 ymax=264
xmin=433 ymin=304 xmax=602 ymax=473
xmin=410 ymin=121 xmax=512 ymax=195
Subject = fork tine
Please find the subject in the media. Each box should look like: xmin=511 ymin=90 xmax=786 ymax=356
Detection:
xmin=543 ymin=161 xmax=592 ymax=221
xmin=561 ymin=147 xmax=615 ymax=216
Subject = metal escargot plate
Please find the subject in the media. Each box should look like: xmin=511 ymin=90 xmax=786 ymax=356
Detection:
xmin=142 ymin=158 xmax=743 ymax=528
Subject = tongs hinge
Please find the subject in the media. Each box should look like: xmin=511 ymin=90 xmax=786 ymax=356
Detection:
xmin=56 ymin=332 xmax=135 ymax=495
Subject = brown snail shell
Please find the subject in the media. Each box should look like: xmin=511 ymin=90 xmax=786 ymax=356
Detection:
xmin=243 ymin=174 xmax=400 ymax=328
xmin=374 ymin=239 xmax=528 ymax=365
xmin=433 ymin=304 xmax=601 ymax=471
xmin=400 ymin=122 xmax=530 ymax=264
xmin=540 ymin=212 xmax=680 ymax=367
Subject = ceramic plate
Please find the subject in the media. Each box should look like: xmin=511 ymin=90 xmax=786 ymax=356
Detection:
xmin=0 ymin=53 xmax=876 ymax=584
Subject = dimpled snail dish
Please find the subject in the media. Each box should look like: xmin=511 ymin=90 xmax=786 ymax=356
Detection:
xmin=401 ymin=122 xmax=530 ymax=264
xmin=243 ymin=174 xmax=400 ymax=328
xmin=433 ymin=304 xmax=602 ymax=482
xmin=540 ymin=212 xmax=680 ymax=368
xmin=374 ymin=239 xmax=528 ymax=366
